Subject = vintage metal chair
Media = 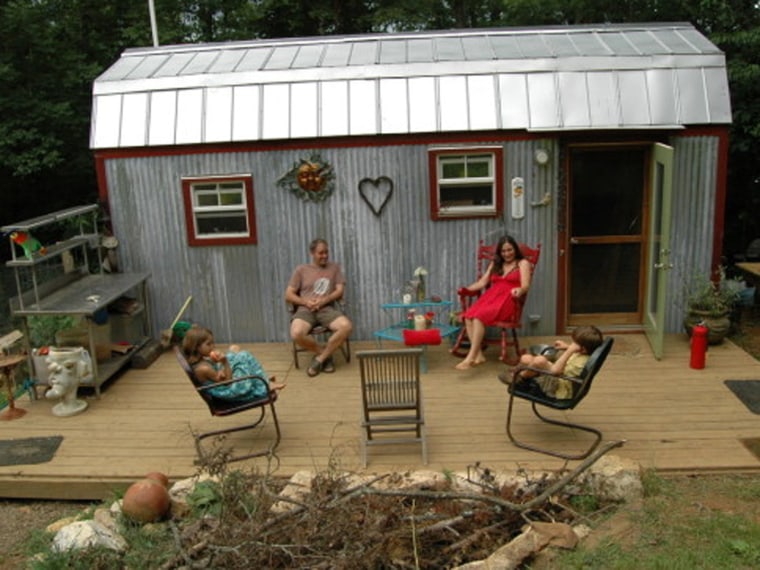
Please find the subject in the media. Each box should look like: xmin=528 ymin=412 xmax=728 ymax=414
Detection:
xmin=174 ymin=346 xmax=281 ymax=463
xmin=451 ymin=240 xmax=541 ymax=364
xmin=289 ymin=301 xmax=351 ymax=369
xmin=358 ymin=348 xmax=426 ymax=467
xmin=503 ymin=337 xmax=614 ymax=460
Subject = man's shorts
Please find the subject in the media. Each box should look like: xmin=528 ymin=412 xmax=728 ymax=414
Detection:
xmin=291 ymin=304 xmax=344 ymax=329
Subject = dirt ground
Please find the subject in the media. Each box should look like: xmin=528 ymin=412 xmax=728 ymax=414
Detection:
xmin=1 ymin=311 xmax=758 ymax=568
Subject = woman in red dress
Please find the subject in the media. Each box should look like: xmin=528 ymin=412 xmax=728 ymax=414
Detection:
xmin=455 ymin=236 xmax=532 ymax=370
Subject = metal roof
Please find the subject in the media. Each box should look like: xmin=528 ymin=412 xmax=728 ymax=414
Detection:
xmin=90 ymin=23 xmax=731 ymax=149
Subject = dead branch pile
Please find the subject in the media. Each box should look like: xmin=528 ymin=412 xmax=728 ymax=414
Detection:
xmin=166 ymin=441 xmax=623 ymax=569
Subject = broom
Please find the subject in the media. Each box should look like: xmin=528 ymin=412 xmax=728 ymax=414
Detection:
xmin=160 ymin=296 xmax=193 ymax=348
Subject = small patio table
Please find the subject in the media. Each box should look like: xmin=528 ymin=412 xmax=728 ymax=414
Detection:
xmin=373 ymin=300 xmax=460 ymax=371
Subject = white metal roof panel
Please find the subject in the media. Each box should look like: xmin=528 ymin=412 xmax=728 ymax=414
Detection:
xmin=349 ymin=80 xmax=376 ymax=135
xmin=292 ymin=44 xmax=324 ymax=68
xmin=149 ymin=91 xmax=176 ymax=145
xmin=208 ymin=49 xmax=245 ymax=73
xmin=91 ymin=23 xmax=731 ymax=149
xmin=205 ymin=86 xmax=233 ymax=142
xmin=232 ymin=85 xmax=259 ymax=141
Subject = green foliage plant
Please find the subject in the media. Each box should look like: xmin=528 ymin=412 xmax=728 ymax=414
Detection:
xmin=187 ymin=479 xmax=223 ymax=517
xmin=683 ymin=266 xmax=744 ymax=316
xmin=27 ymin=315 xmax=78 ymax=347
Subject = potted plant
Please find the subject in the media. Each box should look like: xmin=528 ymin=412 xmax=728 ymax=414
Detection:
xmin=26 ymin=315 xmax=79 ymax=382
xmin=683 ymin=266 xmax=743 ymax=344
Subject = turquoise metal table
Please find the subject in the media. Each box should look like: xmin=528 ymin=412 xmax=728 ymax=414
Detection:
xmin=373 ymin=300 xmax=459 ymax=371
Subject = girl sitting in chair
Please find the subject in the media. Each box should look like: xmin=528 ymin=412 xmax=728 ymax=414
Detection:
xmin=182 ymin=325 xmax=286 ymax=402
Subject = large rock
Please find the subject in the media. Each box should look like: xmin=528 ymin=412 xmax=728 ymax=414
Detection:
xmin=455 ymin=522 xmax=589 ymax=569
xmin=580 ymin=455 xmax=643 ymax=502
xmin=52 ymin=520 xmax=127 ymax=553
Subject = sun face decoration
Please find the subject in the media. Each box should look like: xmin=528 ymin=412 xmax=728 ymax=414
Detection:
xmin=278 ymin=153 xmax=335 ymax=202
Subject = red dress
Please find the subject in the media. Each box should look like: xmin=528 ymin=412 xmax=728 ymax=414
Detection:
xmin=462 ymin=269 xmax=522 ymax=325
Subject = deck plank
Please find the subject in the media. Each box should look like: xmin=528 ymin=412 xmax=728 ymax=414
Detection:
xmin=1 ymin=334 xmax=759 ymax=499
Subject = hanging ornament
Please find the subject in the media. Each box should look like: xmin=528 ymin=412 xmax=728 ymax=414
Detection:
xmin=277 ymin=153 xmax=336 ymax=203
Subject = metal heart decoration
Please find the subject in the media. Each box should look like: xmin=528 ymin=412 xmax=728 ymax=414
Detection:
xmin=358 ymin=176 xmax=394 ymax=217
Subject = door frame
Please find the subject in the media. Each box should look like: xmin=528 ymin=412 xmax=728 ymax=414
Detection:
xmin=557 ymin=140 xmax=657 ymax=332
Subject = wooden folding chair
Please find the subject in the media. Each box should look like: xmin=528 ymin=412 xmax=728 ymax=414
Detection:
xmin=504 ymin=337 xmax=614 ymax=459
xmin=451 ymin=240 xmax=541 ymax=364
xmin=174 ymin=347 xmax=281 ymax=463
xmin=358 ymin=348 xmax=426 ymax=467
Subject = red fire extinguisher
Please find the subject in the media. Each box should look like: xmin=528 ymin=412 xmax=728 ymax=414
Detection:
xmin=690 ymin=322 xmax=708 ymax=369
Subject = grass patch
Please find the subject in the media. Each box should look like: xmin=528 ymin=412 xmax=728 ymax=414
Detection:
xmin=553 ymin=474 xmax=760 ymax=569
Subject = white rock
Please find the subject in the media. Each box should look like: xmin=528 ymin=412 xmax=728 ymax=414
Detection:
xmin=580 ymin=455 xmax=643 ymax=502
xmin=52 ymin=520 xmax=127 ymax=553
xmin=93 ymin=507 xmax=120 ymax=534
xmin=46 ymin=516 xmax=79 ymax=534
xmin=168 ymin=473 xmax=219 ymax=501
xmin=270 ymin=470 xmax=315 ymax=514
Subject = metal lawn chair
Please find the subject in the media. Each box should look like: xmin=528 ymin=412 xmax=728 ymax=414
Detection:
xmin=174 ymin=346 xmax=281 ymax=463
xmin=503 ymin=337 xmax=614 ymax=459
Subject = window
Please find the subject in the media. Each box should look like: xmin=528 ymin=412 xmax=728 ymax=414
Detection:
xmin=181 ymin=175 xmax=257 ymax=246
xmin=428 ymin=148 xmax=503 ymax=219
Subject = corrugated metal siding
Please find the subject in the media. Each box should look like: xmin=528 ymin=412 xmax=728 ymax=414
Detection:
xmin=91 ymin=23 xmax=731 ymax=149
xmin=664 ymin=135 xmax=720 ymax=333
xmin=105 ymin=139 xmax=559 ymax=342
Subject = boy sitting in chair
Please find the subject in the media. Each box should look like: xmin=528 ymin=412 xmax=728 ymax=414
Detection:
xmin=500 ymin=325 xmax=603 ymax=399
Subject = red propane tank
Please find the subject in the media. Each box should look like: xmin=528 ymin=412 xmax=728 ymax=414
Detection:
xmin=690 ymin=323 xmax=708 ymax=369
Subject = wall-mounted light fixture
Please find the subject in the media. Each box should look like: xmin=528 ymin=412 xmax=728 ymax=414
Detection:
xmin=534 ymin=148 xmax=550 ymax=165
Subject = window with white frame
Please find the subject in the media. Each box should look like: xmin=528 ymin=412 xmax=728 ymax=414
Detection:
xmin=181 ymin=175 xmax=257 ymax=246
xmin=428 ymin=148 xmax=503 ymax=219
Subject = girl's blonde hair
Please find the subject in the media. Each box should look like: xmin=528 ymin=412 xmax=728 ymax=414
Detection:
xmin=181 ymin=325 xmax=213 ymax=360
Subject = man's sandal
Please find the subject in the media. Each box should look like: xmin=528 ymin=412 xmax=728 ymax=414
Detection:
xmin=307 ymin=357 xmax=323 ymax=377
xmin=322 ymin=356 xmax=335 ymax=373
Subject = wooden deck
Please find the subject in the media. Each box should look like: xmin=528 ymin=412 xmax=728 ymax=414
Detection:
xmin=2 ymin=334 xmax=760 ymax=500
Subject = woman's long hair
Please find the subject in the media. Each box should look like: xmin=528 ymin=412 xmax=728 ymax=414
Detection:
xmin=491 ymin=235 xmax=524 ymax=276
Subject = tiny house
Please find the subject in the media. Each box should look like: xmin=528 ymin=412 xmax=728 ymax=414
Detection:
xmin=90 ymin=23 xmax=731 ymax=357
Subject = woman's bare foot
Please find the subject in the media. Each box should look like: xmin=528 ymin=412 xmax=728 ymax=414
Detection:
xmin=473 ymin=354 xmax=487 ymax=365
xmin=455 ymin=360 xmax=474 ymax=370
xmin=270 ymin=380 xmax=287 ymax=392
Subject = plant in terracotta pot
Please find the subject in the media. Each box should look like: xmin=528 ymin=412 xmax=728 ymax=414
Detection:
xmin=683 ymin=266 xmax=743 ymax=344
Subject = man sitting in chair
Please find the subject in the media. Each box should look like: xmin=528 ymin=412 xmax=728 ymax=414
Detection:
xmin=285 ymin=238 xmax=353 ymax=377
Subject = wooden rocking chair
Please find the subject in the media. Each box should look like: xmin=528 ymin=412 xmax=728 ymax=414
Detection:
xmin=504 ymin=337 xmax=614 ymax=459
xmin=451 ymin=240 xmax=541 ymax=364
xmin=174 ymin=346 xmax=281 ymax=463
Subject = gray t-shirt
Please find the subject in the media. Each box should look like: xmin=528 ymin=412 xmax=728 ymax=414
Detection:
xmin=287 ymin=262 xmax=345 ymax=303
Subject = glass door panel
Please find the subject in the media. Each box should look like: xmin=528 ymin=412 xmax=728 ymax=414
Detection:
xmin=567 ymin=146 xmax=646 ymax=326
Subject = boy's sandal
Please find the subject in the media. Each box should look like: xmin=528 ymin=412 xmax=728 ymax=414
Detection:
xmin=322 ymin=357 xmax=335 ymax=373
xmin=307 ymin=357 xmax=322 ymax=378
